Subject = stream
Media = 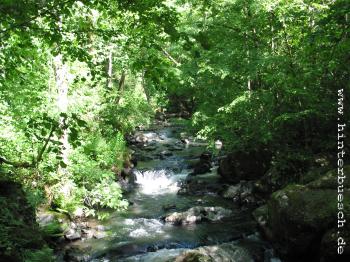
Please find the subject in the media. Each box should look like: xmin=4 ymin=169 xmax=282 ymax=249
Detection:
xmin=63 ymin=120 xmax=280 ymax=262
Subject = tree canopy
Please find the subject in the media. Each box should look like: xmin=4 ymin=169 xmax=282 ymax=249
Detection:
xmin=0 ymin=0 xmax=349 ymax=259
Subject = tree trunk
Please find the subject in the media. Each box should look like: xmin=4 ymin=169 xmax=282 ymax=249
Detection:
xmin=141 ymin=69 xmax=150 ymax=103
xmin=106 ymin=48 xmax=113 ymax=90
xmin=53 ymin=54 xmax=69 ymax=168
xmin=115 ymin=70 xmax=126 ymax=104
xmin=244 ymin=5 xmax=252 ymax=95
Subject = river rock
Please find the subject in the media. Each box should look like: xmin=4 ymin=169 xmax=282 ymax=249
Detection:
xmin=192 ymin=162 xmax=211 ymax=175
xmin=190 ymin=152 xmax=212 ymax=175
xmin=64 ymin=246 xmax=92 ymax=262
xmin=222 ymin=184 xmax=241 ymax=200
xmin=144 ymin=145 xmax=157 ymax=151
xmin=37 ymin=213 xmax=56 ymax=226
xmin=135 ymin=134 xmax=148 ymax=144
xmin=222 ymin=181 xmax=258 ymax=206
xmin=126 ymin=133 xmax=149 ymax=146
xmin=307 ymin=165 xmax=350 ymax=189
xmin=93 ymin=231 xmax=107 ymax=239
xmin=164 ymin=206 xmax=232 ymax=225
xmin=254 ymin=166 xmax=350 ymax=260
xmin=252 ymin=205 xmax=274 ymax=242
xmin=266 ymin=185 xmax=339 ymax=258
xmin=174 ymin=242 xmax=254 ymax=262
xmin=186 ymin=158 xmax=200 ymax=169
xmin=81 ymin=228 xmax=94 ymax=239
xmin=96 ymin=225 xmax=106 ymax=231
xmin=218 ymin=150 xmax=271 ymax=183
xmin=64 ymin=228 xmax=82 ymax=241
xmin=178 ymin=174 xmax=224 ymax=196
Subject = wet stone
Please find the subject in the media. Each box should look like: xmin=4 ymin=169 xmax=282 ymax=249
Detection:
xmin=64 ymin=228 xmax=82 ymax=241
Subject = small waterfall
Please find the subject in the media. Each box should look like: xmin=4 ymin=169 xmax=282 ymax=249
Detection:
xmin=134 ymin=169 xmax=181 ymax=194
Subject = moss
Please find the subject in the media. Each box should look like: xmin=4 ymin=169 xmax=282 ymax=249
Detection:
xmin=300 ymin=167 xmax=327 ymax=184
xmin=252 ymin=205 xmax=268 ymax=222
xmin=265 ymin=165 xmax=350 ymax=259
xmin=307 ymin=165 xmax=350 ymax=189
xmin=41 ymin=221 xmax=65 ymax=238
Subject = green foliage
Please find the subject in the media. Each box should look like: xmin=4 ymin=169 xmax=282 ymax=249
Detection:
xmin=41 ymin=221 xmax=65 ymax=238
xmin=51 ymin=178 xmax=129 ymax=220
xmin=25 ymin=188 xmax=46 ymax=209
xmin=49 ymin=129 xmax=129 ymax=217
xmin=100 ymin=89 xmax=153 ymax=134
xmin=23 ymin=246 xmax=55 ymax=262
xmin=162 ymin=0 xmax=349 ymax=160
xmin=71 ymin=132 xmax=125 ymax=185
xmin=89 ymin=180 xmax=129 ymax=211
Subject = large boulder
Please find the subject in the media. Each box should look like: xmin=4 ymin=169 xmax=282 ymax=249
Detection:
xmin=253 ymin=166 xmax=350 ymax=261
xmin=218 ymin=150 xmax=271 ymax=183
xmin=307 ymin=166 xmax=350 ymax=189
xmin=268 ymin=185 xmax=337 ymax=257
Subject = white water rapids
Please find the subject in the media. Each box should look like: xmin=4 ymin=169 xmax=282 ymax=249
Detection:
xmin=133 ymin=169 xmax=186 ymax=195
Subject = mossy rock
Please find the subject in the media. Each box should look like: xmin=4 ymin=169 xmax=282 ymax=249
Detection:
xmin=307 ymin=165 xmax=350 ymax=190
xmin=300 ymin=166 xmax=329 ymax=185
xmin=175 ymin=251 xmax=210 ymax=262
xmin=252 ymin=205 xmax=268 ymax=226
xmin=266 ymin=178 xmax=350 ymax=260
xmin=218 ymin=150 xmax=271 ymax=183
xmin=174 ymin=243 xmax=254 ymax=262
xmin=37 ymin=210 xmax=69 ymax=239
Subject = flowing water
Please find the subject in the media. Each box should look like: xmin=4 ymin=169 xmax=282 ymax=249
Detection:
xmin=64 ymin=120 xmax=279 ymax=262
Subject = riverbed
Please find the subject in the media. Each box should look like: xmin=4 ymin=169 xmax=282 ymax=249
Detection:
xmin=63 ymin=120 xmax=280 ymax=262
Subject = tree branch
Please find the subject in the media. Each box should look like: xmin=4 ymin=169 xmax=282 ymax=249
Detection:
xmin=36 ymin=125 xmax=56 ymax=164
xmin=0 ymin=124 xmax=57 ymax=169
xmin=161 ymin=48 xmax=181 ymax=66
xmin=0 ymin=0 xmax=77 ymax=40
xmin=0 ymin=157 xmax=33 ymax=168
